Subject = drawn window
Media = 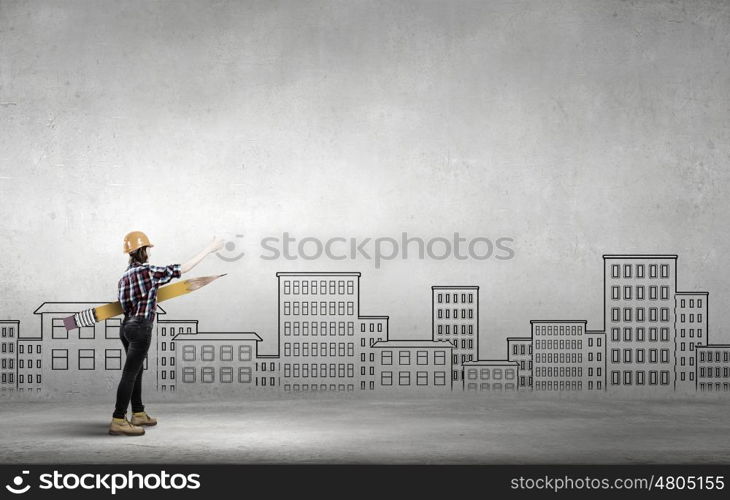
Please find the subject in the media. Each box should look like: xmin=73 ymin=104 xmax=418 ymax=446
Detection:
xmin=660 ymin=308 xmax=669 ymax=322
xmin=78 ymin=349 xmax=95 ymax=370
xmin=182 ymin=367 xmax=195 ymax=383
xmin=52 ymin=349 xmax=68 ymax=370
xmin=220 ymin=367 xmax=233 ymax=383
xmin=201 ymin=367 xmax=215 ymax=383
xmin=623 ymin=308 xmax=632 ymax=322
xmin=52 ymin=318 xmax=69 ymax=339
xmin=381 ymin=371 xmax=393 ymax=386
xmin=220 ymin=345 xmax=233 ymax=361
xmin=182 ymin=345 xmax=195 ymax=361
xmin=649 ymin=328 xmax=657 ymax=341
xmin=239 ymin=345 xmax=252 ymax=361
xmin=611 ymin=264 xmax=620 ymax=278
xmin=399 ymin=351 xmax=411 ymax=365
xmin=381 ymin=351 xmax=393 ymax=365
xmin=434 ymin=351 xmax=446 ymax=365
xmin=237 ymin=366 xmax=252 ymax=384
xmin=105 ymin=349 xmax=122 ymax=370
xmin=649 ymin=308 xmax=657 ymax=322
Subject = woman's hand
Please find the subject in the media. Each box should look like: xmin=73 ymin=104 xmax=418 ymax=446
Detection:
xmin=207 ymin=236 xmax=225 ymax=254
xmin=181 ymin=237 xmax=225 ymax=274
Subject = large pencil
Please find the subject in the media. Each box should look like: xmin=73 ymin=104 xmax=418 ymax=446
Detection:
xmin=61 ymin=273 xmax=227 ymax=331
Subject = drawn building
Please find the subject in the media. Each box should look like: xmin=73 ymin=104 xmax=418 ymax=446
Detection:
xmin=254 ymin=354 xmax=279 ymax=389
xmin=277 ymin=272 xmax=360 ymax=392
xmin=0 ymin=320 xmax=19 ymax=392
xmin=463 ymin=360 xmax=519 ymax=392
xmin=604 ymin=255 xmax=677 ymax=390
xmin=675 ymin=292 xmax=708 ymax=391
xmin=532 ymin=320 xmax=586 ymax=391
xmin=432 ymin=286 xmax=479 ymax=383
xmin=157 ymin=319 xmax=199 ymax=392
xmin=585 ymin=330 xmax=606 ymax=391
xmin=31 ymin=302 xmax=163 ymax=395
xmin=16 ymin=323 xmax=42 ymax=394
xmin=372 ymin=340 xmax=453 ymax=391
xmin=506 ymin=337 xmax=533 ymax=389
xmin=357 ymin=315 xmax=389 ymax=391
xmin=174 ymin=332 xmax=262 ymax=393
xmin=696 ymin=345 xmax=730 ymax=392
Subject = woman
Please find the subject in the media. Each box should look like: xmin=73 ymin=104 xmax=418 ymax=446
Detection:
xmin=109 ymin=231 xmax=224 ymax=436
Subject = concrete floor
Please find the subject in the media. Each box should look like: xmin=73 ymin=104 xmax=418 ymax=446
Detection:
xmin=1 ymin=393 xmax=729 ymax=464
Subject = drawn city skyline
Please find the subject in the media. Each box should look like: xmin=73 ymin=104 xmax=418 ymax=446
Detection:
xmin=1 ymin=253 xmax=729 ymax=397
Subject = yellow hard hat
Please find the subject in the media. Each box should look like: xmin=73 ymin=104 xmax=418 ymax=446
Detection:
xmin=123 ymin=231 xmax=154 ymax=254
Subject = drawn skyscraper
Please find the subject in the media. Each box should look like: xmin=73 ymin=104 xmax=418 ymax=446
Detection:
xmin=675 ymin=292 xmax=708 ymax=391
xmin=357 ymin=315 xmax=389 ymax=391
xmin=277 ymin=272 xmax=360 ymax=392
xmin=531 ymin=320 xmax=586 ymax=391
xmin=432 ymin=286 xmax=479 ymax=383
xmin=0 ymin=320 xmax=19 ymax=392
xmin=157 ymin=319 xmax=199 ymax=392
xmin=604 ymin=255 xmax=677 ymax=390
xmin=507 ymin=337 xmax=533 ymax=389
xmin=585 ymin=330 xmax=606 ymax=391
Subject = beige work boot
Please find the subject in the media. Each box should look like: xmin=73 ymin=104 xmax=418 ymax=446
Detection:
xmin=131 ymin=411 xmax=157 ymax=427
xmin=109 ymin=417 xmax=145 ymax=436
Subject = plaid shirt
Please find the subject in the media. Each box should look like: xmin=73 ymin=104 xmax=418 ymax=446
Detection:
xmin=118 ymin=261 xmax=182 ymax=321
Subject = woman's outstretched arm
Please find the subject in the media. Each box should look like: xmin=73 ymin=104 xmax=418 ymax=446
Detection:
xmin=181 ymin=236 xmax=224 ymax=274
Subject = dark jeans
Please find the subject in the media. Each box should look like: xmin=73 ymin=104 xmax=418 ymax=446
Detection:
xmin=112 ymin=316 xmax=153 ymax=419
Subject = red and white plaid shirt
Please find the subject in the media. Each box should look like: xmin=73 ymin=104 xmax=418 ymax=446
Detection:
xmin=118 ymin=260 xmax=182 ymax=321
